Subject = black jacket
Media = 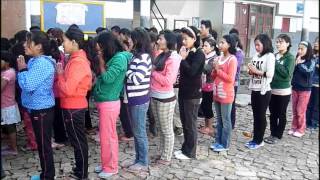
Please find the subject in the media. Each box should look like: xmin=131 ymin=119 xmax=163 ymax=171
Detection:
xmin=178 ymin=48 xmax=205 ymax=99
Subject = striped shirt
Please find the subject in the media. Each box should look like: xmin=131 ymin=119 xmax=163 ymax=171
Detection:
xmin=126 ymin=53 xmax=152 ymax=106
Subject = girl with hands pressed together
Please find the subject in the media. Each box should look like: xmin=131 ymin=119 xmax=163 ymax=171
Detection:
xmin=209 ymin=34 xmax=237 ymax=152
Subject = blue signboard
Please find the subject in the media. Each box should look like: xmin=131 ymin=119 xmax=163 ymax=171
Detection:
xmin=41 ymin=0 xmax=105 ymax=33
xmin=296 ymin=3 xmax=304 ymax=14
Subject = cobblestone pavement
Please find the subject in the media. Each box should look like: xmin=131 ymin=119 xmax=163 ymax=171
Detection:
xmin=2 ymin=97 xmax=319 ymax=180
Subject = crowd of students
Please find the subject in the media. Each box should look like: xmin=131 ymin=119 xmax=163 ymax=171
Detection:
xmin=1 ymin=20 xmax=318 ymax=179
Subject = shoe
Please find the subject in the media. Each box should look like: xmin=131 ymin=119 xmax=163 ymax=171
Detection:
xmin=174 ymin=127 xmax=184 ymax=136
xmin=288 ymin=129 xmax=295 ymax=135
xmin=244 ymin=141 xmax=254 ymax=147
xmin=264 ymin=136 xmax=278 ymax=144
xmin=85 ymin=128 xmax=96 ymax=135
xmin=1 ymin=149 xmax=18 ymax=156
xmin=246 ymin=142 xmax=264 ymax=150
xmin=174 ymin=150 xmax=182 ymax=156
xmin=119 ymin=136 xmax=134 ymax=141
xmin=155 ymin=159 xmax=171 ymax=165
xmin=95 ymin=166 xmax=102 ymax=173
xmin=69 ymin=172 xmax=88 ymax=180
xmin=175 ymin=153 xmax=191 ymax=160
xmin=30 ymin=175 xmax=40 ymax=180
xmin=98 ymin=171 xmax=117 ymax=179
xmin=212 ymin=144 xmax=229 ymax=152
xmin=210 ymin=143 xmax=219 ymax=150
xmin=293 ymin=131 xmax=304 ymax=138
xmin=127 ymin=163 xmax=148 ymax=173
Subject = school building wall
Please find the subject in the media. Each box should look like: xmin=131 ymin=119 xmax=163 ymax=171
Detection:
xmin=1 ymin=0 xmax=26 ymax=38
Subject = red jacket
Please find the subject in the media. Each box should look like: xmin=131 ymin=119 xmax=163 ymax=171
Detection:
xmin=57 ymin=50 xmax=92 ymax=109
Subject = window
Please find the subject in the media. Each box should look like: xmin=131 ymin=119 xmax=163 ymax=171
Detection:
xmin=281 ymin=18 xmax=290 ymax=32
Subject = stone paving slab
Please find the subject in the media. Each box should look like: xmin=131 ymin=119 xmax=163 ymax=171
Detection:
xmin=2 ymin=101 xmax=319 ymax=180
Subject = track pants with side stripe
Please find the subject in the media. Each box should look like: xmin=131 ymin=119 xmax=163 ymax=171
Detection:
xmin=62 ymin=109 xmax=88 ymax=179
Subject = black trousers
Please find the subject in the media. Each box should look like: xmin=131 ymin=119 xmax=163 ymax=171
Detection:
xmin=53 ymin=98 xmax=68 ymax=143
xmin=200 ymin=91 xmax=214 ymax=119
xmin=62 ymin=109 xmax=88 ymax=179
xmin=269 ymin=94 xmax=291 ymax=139
xmin=30 ymin=107 xmax=55 ymax=180
xmin=179 ymin=98 xmax=200 ymax=158
xmin=231 ymin=86 xmax=238 ymax=129
xmin=251 ymin=91 xmax=271 ymax=144
xmin=119 ymin=97 xmax=133 ymax=138
xmin=85 ymin=91 xmax=93 ymax=130
xmin=147 ymin=102 xmax=157 ymax=136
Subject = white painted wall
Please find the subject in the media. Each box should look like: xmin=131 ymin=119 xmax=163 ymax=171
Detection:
xmin=152 ymin=0 xmax=200 ymax=30
xmin=223 ymin=1 xmax=236 ymax=25
xmin=25 ymin=0 xmax=134 ymax=29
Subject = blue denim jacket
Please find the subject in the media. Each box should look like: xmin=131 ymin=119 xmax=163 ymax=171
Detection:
xmin=312 ymin=56 xmax=319 ymax=86
xmin=18 ymin=55 xmax=55 ymax=110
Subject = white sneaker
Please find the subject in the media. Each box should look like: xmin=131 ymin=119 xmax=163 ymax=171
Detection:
xmin=174 ymin=150 xmax=182 ymax=156
xmin=288 ymin=130 xmax=294 ymax=135
xmin=175 ymin=153 xmax=190 ymax=160
xmin=293 ymin=131 xmax=304 ymax=137
xmin=95 ymin=166 xmax=102 ymax=173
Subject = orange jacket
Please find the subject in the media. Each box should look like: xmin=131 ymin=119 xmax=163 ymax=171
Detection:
xmin=57 ymin=50 xmax=92 ymax=109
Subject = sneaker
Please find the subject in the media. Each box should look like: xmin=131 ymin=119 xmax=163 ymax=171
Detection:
xmin=174 ymin=150 xmax=182 ymax=156
xmin=246 ymin=142 xmax=264 ymax=150
xmin=264 ymin=136 xmax=278 ymax=144
xmin=98 ymin=171 xmax=117 ymax=179
xmin=293 ymin=131 xmax=304 ymax=138
xmin=212 ymin=144 xmax=229 ymax=152
xmin=21 ymin=145 xmax=37 ymax=152
xmin=95 ymin=165 xmax=102 ymax=173
xmin=175 ymin=153 xmax=191 ymax=160
xmin=119 ymin=136 xmax=134 ymax=141
xmin=30 ymin=175 xmax=40 ymax=180
xmin=288 ymin=129 xmax=295 ymax=135
xmin=127 ymin=163 xmax=148 ymax=173
xmin=210 ymin=143 xmax=219 ymax=150
xmin=244 ymin=141 xmax=254 ymax=147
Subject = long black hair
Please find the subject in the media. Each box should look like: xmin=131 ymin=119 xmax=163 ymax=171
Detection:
xmin=254 ymin=33 xmax=274 ymax=57
xmin=203 ymin=37 xmax=220 ymax=56
xmin=153 ymin=30 xmax=177 ymax=71
xmin=65 ymin=26 xmax=94 ymax=62
xmin=131 ymin=27 xmax=153 ymax=60
xmin=95 ymin=31 xmax=124 ymax=63
xmin=297 ymin=41 xmax=313 ymax=61
xmin=26 ymin=31 xmax=59 ymax=59
xmin=1 ymin=50 xmax=16 ymax=70
xmin=230 ymin=33 xmax=243 ymax=50
xmin=222 ymin=34 xmax=237 ymax=55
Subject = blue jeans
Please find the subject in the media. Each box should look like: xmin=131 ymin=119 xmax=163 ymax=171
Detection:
xmin=128 ymin=102 xmax=149 ymax=166
xmin=214 ymin=101 xmax=232 ymax=148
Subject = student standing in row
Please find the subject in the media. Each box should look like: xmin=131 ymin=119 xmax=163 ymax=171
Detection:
xmin=151 ymin=30 xmax=181 ymax=165
xmin=93 ymin=32 xmax=132 ymax=178
xmin=199 ymin=38 xmax=219 ymax=135
xmin=125 ymin=28 xmax=152 ymax=172
xmin=306 ymin=37 xmax=319 ymax=129
xmin=289 ymin=41 xmax=315 ymax=137
xmin=264 ymin=34 xmax=295 ymax=144
xmin=17 ymin=31 xmax=56 ymax=180
xmin=174 ymin=26 xmax=205 ymax=160
xmin=56 ymin=27 xmax=92 ymax=179
xmin=245 ymin=34 xmax=275 ymax=150
xmin=210 ymin=34 xmax=237 ymax=152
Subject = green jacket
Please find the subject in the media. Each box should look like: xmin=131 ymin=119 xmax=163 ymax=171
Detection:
xmin=93 ymin=51 xmax=132 ymax=102
xmin=271 ymin=52 xmax=295 ymax=89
